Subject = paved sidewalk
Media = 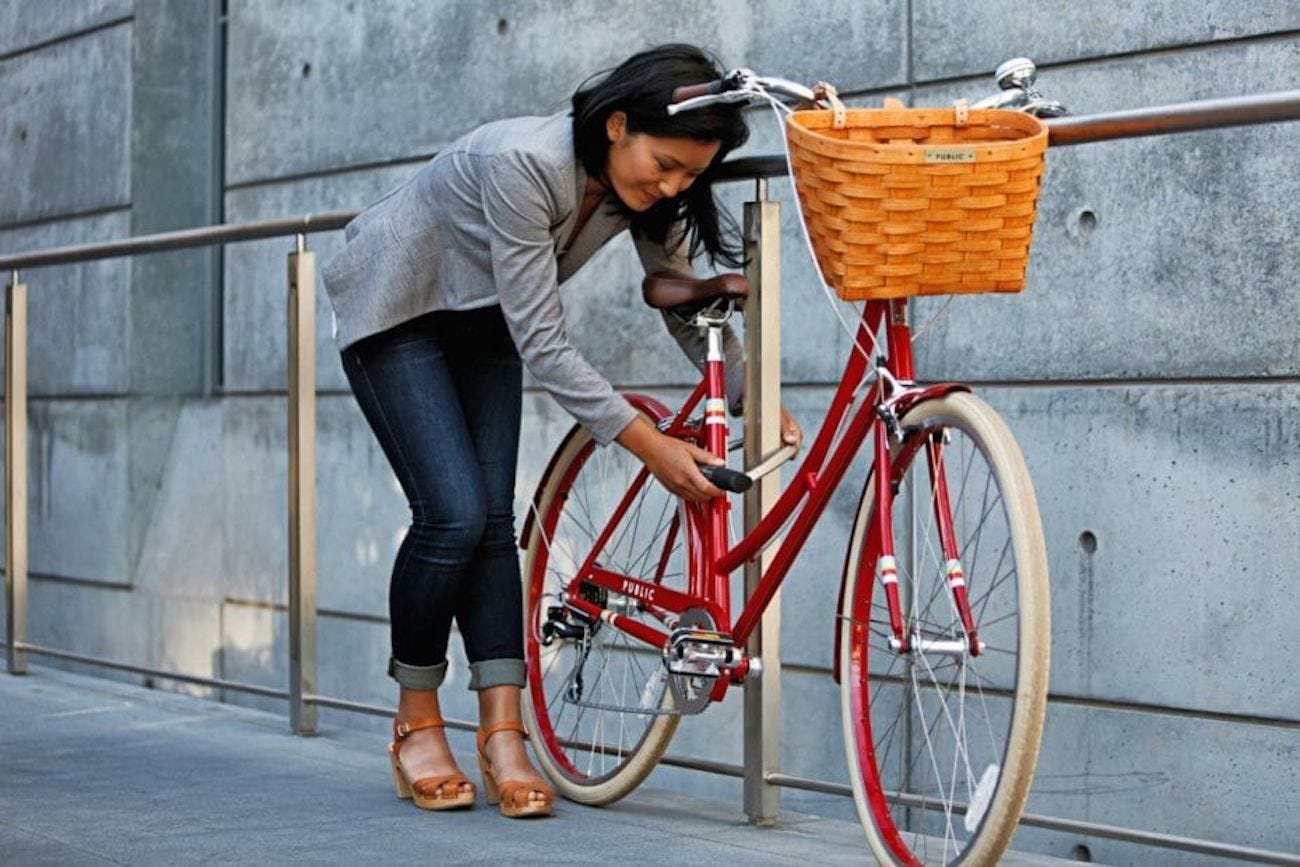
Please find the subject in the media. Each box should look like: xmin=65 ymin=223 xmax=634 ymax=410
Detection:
xmin=0 ymin=665 xmax=1077 ymax=865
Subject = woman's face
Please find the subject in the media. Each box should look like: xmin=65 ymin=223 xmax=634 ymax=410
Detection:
xmin=603 ymin=111 xmax=721 ymax=211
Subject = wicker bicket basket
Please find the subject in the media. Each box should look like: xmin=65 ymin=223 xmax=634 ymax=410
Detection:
xmin=786 ymin=94 xmax=1049 ymax=301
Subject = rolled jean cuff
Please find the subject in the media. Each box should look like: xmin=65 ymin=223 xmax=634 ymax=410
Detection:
xmin=468 ymin=658 xmax=526 ymax=691
xmin=388 ymin=657 xmax=447 ymax=690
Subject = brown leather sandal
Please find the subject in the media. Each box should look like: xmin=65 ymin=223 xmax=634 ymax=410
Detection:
xmin=476 ymin=721 xmax=554 ymax=818
xmin=389 ymin=716 xmax=476 ymax=811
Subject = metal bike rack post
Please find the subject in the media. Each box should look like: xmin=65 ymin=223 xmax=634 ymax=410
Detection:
xmin=5 ymin=270 xmax=28 ymax=676
xmin=287 ymin=235 xmax=318 ymax=735
xmin=742 ymin=181 xmax=783 ymax=824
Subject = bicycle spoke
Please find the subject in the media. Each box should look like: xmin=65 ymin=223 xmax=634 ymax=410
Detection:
xmin=910 ymin=663 xmax=959 ymax=855
xmin=966 ymin=657 xmax=1005 ymax=759
xmin=623 ymin=494 xmax=678 ymax=579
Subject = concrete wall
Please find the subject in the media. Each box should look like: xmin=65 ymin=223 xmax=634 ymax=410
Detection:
xmin=2 ymin=2 xmax=1298 ymax=862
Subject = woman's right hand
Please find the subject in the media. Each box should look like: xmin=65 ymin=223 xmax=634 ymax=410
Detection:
xmin=615 ymin=416 xmax=725 ymax=503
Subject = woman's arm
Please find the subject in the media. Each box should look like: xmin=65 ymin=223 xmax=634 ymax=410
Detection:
xmin=614 ymin=415 xmax=724 ymax=502
xmin=482 ymin=151 xmax=638 ymax=447
xmin=483 ymin=152 xmax=725 ymax=501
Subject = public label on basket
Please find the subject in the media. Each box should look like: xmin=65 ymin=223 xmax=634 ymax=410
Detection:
xmin=924 ymin=147 xmax=975 ymax=164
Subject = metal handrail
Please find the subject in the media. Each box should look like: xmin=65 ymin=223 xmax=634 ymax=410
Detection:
xmin=2 ymin=90 xmax=1298 ymax=272
xmin=0 ymin=211 xmax=354 ymax=271
xmin=5 ymin=88 xmax=1300 ymax=862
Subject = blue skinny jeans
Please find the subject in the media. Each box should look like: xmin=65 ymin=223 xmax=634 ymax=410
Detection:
xmin=340 ymin=305 xmax=525 ymax=691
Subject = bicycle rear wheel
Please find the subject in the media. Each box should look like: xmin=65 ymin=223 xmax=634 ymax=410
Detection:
xmin=522 ymin=419 xmax=688 ymax=805
xmin=839 ymin=392 xmax=1050 ymax=865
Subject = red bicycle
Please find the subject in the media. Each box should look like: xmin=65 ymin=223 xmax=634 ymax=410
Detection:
xmin=520 ymin=63 xmax=1058 ymax=865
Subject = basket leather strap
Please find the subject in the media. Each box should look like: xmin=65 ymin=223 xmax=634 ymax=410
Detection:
xmin=818 ymin=80 xmax=847 ymax=129
xmin=953 ymin=98 xmax=970 ymax=127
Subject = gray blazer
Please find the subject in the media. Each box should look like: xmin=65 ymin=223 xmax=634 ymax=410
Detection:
xmin=322 ymin=109 xmax=744 ymax=446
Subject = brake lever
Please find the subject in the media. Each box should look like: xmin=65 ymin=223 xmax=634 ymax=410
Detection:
xmin=667 ymin=89 xmax=756 ymax=116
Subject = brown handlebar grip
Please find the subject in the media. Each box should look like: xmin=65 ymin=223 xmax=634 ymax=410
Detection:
xmin=671 ymin=80 xmax=723 ymax=103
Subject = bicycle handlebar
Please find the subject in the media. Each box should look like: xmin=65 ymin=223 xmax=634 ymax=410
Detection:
xmin=667 ymin=57 xmax=1069 ymax=119
xmin=667 ymin=69 xmax=821 ymax=116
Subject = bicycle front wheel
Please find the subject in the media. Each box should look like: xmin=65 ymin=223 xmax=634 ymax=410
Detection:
xmin=839 ymin=392 xmax=1050 ymax=865
xmin=522 ymin=419 xmax=688 ymax=805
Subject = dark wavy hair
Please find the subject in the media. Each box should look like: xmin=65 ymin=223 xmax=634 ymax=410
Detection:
xmin=571 ymin=44 xmax=750 ymax=269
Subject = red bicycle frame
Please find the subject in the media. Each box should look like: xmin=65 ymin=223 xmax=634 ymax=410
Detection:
xmin=540 ymin=297 xmax=977 ymax=696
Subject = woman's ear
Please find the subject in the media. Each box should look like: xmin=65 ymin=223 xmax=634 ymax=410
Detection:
xmin=605 ymin=110 xmax=627 ymax=143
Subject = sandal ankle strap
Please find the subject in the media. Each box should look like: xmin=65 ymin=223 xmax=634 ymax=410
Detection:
xmin=477 ymin=720 xmax=525 ymax=750
xmin=394 ymin=716 xmax=445 ymax=741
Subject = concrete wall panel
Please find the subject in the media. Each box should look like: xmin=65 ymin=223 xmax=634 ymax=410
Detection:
xmin=218 ymin=601 xmax=284 ymax=715
xmin=315 ymin=395 xmax=405 ymax=618
xmin=1018 ymin=701 xmax=1299 ymax=863
xmin=130 ymin=400 xmax=225 ymax=599
xmin=0 ymin=400 xmax=131 ymax=586
xmin=0 ymin=22 xmax=132 ymax=224
xmin=21 ymin=579 xmax=222 ymax=700
xmin=219 ymin=398 xmax=288 ymax=606
xmin=913 ymin=0 xmax=1300 ymax=80
xmin=991 ymin=382 xmax=1300 ymax=720
xmin=0 ymin=211 xmax=131 ymax=395
xmin=0 ymin=1 xmax=132 ymax=57
xmin=912 ymin=39 xmax=1300 ymax=381
xmin=225 ymin=0 xmax=906 ymax=184
xmin=22 ymin=581 xmax=145 ymax=672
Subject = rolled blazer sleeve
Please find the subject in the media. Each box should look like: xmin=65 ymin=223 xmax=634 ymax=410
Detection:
xmin=483 ymin=152 xmax=638 ymax=446
xmin=633 ymin=226 xmax=748 ymax=416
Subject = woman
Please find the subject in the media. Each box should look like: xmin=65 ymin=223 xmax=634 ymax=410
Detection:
xmin=324 ymin=43 xmax=802 ymax=818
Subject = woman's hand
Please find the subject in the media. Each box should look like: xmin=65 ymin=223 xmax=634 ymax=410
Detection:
xmin=616 ymin=416 xmax=724 ymax=503
xmin=780 ymin=405 xmax=803 ymax=450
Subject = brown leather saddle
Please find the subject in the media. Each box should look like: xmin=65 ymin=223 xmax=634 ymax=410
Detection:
xmin=642 ymin=271 xmax=749 ymax=311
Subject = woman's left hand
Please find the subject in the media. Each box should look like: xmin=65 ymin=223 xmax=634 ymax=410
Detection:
xmin=780 ymin=406 xmax=803 ymax=451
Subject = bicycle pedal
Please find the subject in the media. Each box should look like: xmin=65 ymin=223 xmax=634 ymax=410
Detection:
xmin=666 ymin=627 xmax=739 ymax=677
xmin=668 ymin=625 xmax=732 ymax=649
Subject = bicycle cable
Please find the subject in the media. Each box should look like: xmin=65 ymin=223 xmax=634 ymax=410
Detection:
xmin=909 ymin=293 xmax=956 ymax=345
xmin=754 ymin=90 xmax=885 ymax=369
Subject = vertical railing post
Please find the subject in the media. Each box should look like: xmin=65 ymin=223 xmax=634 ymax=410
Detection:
xmin=5 ymin=270 xmax=28 ymax=675
xmin=742 ymin=181 xmax=782 ymax=824
xmin=287 ymin=235 xmax=318 ymax=734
